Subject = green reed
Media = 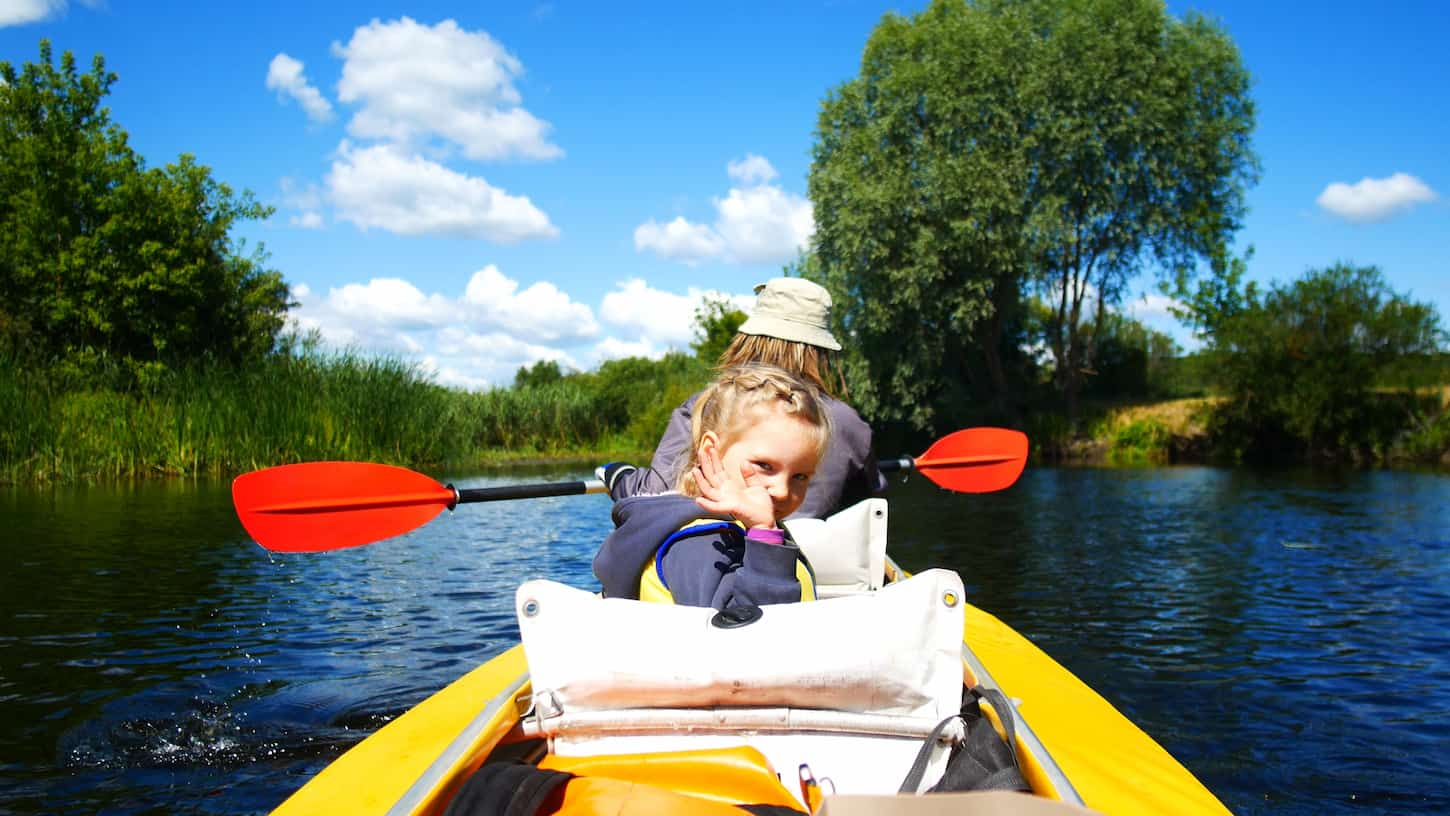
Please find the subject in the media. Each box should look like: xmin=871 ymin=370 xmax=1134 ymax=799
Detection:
xmin=0 ymin=350 xmax=656 ymax=484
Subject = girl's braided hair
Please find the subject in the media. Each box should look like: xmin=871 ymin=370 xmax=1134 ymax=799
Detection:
xmin=675 ymin=363 xmax=832 ymax=496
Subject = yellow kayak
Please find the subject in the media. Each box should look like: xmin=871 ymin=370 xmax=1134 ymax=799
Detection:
xmin=269 ymin=500 xmax=1228 ymax=816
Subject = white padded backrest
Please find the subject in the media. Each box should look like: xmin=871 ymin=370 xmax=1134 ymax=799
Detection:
xmin=517 ymin=569 xmax=966 ymax=722
xmin=785 ymin=498 xmax=888 ymax=598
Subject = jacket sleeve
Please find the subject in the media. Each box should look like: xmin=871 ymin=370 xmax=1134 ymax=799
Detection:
xmin=607 ymin=397 xmax=694 ymax=500
xmin=835 ymin=405 xmax=887 ymax=510
xmin=657 ymin=529 xmax=804 ymax=610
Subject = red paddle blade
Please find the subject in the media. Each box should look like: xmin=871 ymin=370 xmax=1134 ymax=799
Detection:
xmin=913 ymin=427 xmax=1028 ymax=493
xmin=232 ymin=462 xmax=455 ymax=553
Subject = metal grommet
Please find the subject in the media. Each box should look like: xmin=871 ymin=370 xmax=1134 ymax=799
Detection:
xmin=522 ymin=598 xmax=541 ymax=617
xmin=942 ymin=590 xmax=959 ymax=608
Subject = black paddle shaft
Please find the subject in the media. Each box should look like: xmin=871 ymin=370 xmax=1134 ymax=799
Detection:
xmin=451 ymin=480 xmax=595 ymax=507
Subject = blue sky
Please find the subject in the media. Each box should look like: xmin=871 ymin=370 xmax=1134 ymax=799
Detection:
xmin=3 ymin=1 xmax=1446 ymax=387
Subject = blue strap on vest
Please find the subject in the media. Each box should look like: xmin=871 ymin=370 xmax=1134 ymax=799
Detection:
xmin=652 ymin=522 xmax=740 ymax=591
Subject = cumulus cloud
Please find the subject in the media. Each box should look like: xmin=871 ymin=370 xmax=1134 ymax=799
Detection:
xmin=1316 ymin=172 xmax=1437 ymax=223
xmin=715 ymin=184 xmax=818 ymax=265
xmin=266 ymin=53 xmax=334 ymax=123
xmin=461 ymin=264 xmax=598 ymax=343
xmin=266 ymin=19 xmax=561 ymax=243
xmin=1122 ymin=292 xmax=1182 ymax=324
xmin=727 ymin=154 xmax=778 ymax=186
xmin=634 ymin=155 xmax=814 ymax=265
xmin=599 ymin=278 xmax=750 ymax=348
xmin=1122 ymin=291 xmax=1200 ymax=352
xmin=289 ymin=266 xmax=597 ymax=387
xmin=327 ymin=142 xmax=558 ymax=241
xmin=277 ymin=177 xmax=326 ymax=229
xmin=332 ymin=17 xmax=561 ymax=161
xmin=632 ymin=217 xmax=726 ymax=265
xmin=1 ymin=0 xmax=64 ymax=26
xmin=594 ymin=335 xmax=665 ymax=362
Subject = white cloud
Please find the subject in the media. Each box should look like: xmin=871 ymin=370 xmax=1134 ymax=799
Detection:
xmin=332 ymin=17 xmax=561 ymax=161
xmin=288 ymin=266 xmax=597 ymax=387
xmin=265 ymin=53 xmax=334 ymax=123
xmin=594 ymin=335 xmax=664 ymax=362
xmin=287 ymin=273 xmax=766 ymax=386
xmin=634 ymin=155 xmax=813 ymax=265
xmin=599 ymin=278 xmax=750 ymax=348
xmin=715 ymin=184 xmax=817 ymax=265
xmin=1123 ymin=292 xmax=1181 ymax=324
xmin=633 ymin=217 xmax=726 ymax=265
xmin=1316 ymin=172 xmax=1437 ymax=223
xmin=327 ymin=142 xmax=558 ymax=241
xmin=727 ymin=153 xmax=778 ymax=186
xmin=0 ymin=0 xmax=63 ymax=26
xmin=1123 ymin=291 xmax=1200 ymax=352
xmin=327 ymin=277 xmax=459 ymax=330
xmin=461 ymin=264 xmax=598 ymax=342
xmin=278 ymin=177 xmax=326 ymax=229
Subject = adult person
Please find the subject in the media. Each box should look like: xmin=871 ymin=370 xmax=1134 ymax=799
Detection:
xmin=594 ymin=364 xmax=831 ymax=608
xmin=601 ymin=277 xmax=885 ymax=519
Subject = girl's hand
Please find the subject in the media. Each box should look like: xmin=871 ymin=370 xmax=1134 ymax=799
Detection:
xmin=693 ymin=445 xmax=776 ymax=530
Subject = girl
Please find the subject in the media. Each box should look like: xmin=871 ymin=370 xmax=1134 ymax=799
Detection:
xmin=601 ymin=277 xmax=883 ymax=519
xmin=592 ymin=364 xmax=832 ymax=610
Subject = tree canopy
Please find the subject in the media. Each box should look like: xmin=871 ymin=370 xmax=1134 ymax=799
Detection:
xmin=0 ymin=41 xmax=290 ymax=383
xmin=808 ymin=0 xmax=1258 ymax=429
xmin=1207 ymin=263 xmax=1445 ymax=459
xmin=690 ymin=295 xmax=748 ymax=364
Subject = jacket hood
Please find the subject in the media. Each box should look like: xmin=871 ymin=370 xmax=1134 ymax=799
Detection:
xmin=593 ymin=494 xmax=730 ymax=599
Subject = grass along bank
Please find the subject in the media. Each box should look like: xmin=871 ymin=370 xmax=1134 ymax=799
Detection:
xmin=6 ymin=345 xmax=1447 ymax=484
xmin=0 ymin=351 xmax=706 ymax=485
xmin=1035 ymin=387 xmax=1450 ymax=467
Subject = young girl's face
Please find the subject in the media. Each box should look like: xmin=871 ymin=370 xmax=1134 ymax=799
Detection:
xmin=702 ymin=405 xmax=821 ymax=521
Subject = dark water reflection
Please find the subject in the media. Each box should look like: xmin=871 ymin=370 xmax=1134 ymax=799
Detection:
xmin=2 ymin=466 xmax=1447 ymax=814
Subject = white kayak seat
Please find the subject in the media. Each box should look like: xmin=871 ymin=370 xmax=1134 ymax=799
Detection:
xmin=785 ymin=498 xmax=889 ymax=598
xmin=515 ymin=568 xmax=966 ymax=726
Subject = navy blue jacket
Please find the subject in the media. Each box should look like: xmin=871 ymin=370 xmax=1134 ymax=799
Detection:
xmin=593 ymin=494 xmax=806 ymax=610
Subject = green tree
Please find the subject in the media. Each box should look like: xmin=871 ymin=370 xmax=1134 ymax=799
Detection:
xmin=514 ymin=359 xmax=564 ymax=389
xmin=1208 ymin=263 xmax=1445 ymax=459
xmin=690 ymin=295 xmax=747 ymax=364
xmin=809 ymin=0 xmax=1257 ymax=428
xmin=1081 ymin=311 xmax=1180 ymax=399
xmin=0 ymin=41 xmax=290 ymax=380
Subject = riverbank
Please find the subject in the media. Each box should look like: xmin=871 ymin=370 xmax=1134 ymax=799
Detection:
xmin=5 ymin=349 xmax=1447 ymax=484
xmin=1045 ymin=387 xmax=1450 ymax=467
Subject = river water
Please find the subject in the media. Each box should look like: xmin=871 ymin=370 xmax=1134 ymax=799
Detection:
xmin=2 ymin=465 xmax=1447 ymax=814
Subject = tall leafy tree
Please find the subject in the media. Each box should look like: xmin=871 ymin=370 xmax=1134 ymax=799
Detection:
xmin=690 ymin=295 xmax=747 ymax=364
xmin=809 ymin=0 xmax=1258 ymax=428
xmin=0 ymin=41 xmax=289 ymax=378
xmin=1209 ymin=263 xmax=1444 ymax=459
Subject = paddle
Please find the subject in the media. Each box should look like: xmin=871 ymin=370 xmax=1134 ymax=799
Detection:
xmin=233 ymin=427 xmax=1027 ymax=553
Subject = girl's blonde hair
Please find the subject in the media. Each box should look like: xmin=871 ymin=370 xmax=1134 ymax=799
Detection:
xmin=675 ymin=363 xmax=832 ymax=496
xmin=716 ymin=334 xmax=847 ymax=399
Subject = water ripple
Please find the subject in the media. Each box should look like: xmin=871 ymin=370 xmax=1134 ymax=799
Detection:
xmin=3 ymin=466 xmax=1449 ymax=814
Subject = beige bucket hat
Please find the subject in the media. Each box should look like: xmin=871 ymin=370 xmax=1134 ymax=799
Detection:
xmin=738 ymin=277 xmax=841 ymax=351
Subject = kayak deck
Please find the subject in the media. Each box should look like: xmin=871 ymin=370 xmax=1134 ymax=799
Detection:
xmin=271 ymin=602 xmax=1227 ymax=815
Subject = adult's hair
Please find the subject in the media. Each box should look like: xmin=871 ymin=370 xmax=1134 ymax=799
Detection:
xmin=716 ymin=334 xmax=846 ymax=399
xmin=676 ymin=363 xmax=832 ymax=496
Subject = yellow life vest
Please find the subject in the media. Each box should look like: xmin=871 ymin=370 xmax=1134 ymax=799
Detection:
xmin=637 ymin=518 xmax=816 ymax=605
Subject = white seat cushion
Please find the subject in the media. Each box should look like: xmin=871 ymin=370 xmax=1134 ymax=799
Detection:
xmin=786 ymin=498 xmax=889 ymax=597
xmin=516 ymin=568 xmax=966 ymax=723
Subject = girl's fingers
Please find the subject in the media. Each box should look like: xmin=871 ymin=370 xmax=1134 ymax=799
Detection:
xmin=737 ymin=460 xmax=756 ymax=486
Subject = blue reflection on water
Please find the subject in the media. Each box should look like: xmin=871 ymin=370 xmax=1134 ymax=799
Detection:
xmin=2 ymin=465 xmax=1447 ymax=814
